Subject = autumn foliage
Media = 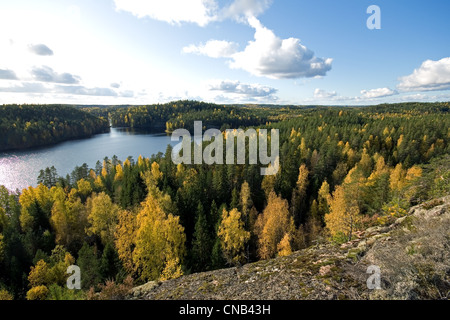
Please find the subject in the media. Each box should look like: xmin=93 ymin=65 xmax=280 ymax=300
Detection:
xmin=0 ymin=102 xmax=448 ymax=299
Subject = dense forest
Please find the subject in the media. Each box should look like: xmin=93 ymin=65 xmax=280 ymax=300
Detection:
xmin=0 ymin=101 xmax=309 ymax=152
xmin=0 ymin=102 xmax=449 ymax=300
xmin=103 ymin=100 xmax=268 ymax=132
xmin=0 ymin=105 xmax=110 ymax=152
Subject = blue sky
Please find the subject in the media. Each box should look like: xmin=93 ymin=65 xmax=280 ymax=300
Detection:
xmin=0 ymin=0 xmax=449 ymax=105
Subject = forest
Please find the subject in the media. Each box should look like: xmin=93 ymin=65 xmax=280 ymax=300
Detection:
xmin=0 ymin=101 xmax=449 ymax=300
xmin=0 ymin=104 xmax=110 ymax=152
xmin=95 ymin=100 xmax=268 ymax=133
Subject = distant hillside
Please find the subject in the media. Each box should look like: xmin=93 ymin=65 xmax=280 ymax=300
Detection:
xmin=0 ymin=104 xmax=110 ymax=151
xmin=106 ymin=100 xmax=267 ymax=133
xmin=129 ymin=196 xmax=450 ymax=300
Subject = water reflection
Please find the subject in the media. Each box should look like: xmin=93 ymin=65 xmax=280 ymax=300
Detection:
xmin=0 ymin=128 xmax=175 ymax=192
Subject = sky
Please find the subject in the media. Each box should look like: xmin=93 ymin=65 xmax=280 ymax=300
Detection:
xmin=0 ymin=0 xmax=449 ymax=106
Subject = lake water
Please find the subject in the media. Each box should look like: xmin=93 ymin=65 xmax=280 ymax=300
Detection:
xmin=0 ymin=128 xmax=177 ymax=192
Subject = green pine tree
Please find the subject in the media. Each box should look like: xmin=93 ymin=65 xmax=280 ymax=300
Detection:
xmin=192 ymin=202 xmax=212 ymax=272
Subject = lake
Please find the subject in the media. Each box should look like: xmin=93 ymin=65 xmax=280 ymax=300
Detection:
xmin=0 ymin=128 xmax=177 ymax=192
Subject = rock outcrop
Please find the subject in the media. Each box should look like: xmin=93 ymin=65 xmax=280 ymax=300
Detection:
xmin=129 ymin=196 xmax=450 ymax=300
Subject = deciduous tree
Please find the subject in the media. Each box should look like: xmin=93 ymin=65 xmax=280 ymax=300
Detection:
xmin=86 ymin=192 xmax=120 ymax=246
xmin=133 ymin=194 xmax=186 ymax=281
xmin=218 ymin=208 xmax=250 ymax=266
xmin=255 ymin=192 xmax=295 ymax=260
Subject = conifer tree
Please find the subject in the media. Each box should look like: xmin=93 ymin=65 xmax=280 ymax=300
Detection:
xmin=192 ymin=202 xmax=212 ymax=271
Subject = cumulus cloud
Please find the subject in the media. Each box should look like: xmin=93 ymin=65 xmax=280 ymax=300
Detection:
xmin=183 ymin=40 xmax=238 ymax=58
xmin=0 ymin=69 xmax=19 ymax=80
xmin=221 ymin=0 xmax=272 ymax=21
xmin=113 ymin=0 xmax=217 ymax=26
xmin=314 ymin=88 xmax=337 ymax=99
xmin=113 ymin=0 xmax=271 ymax=26
xmin=398 ymin=57 xmax=450 ymax=92
xmin=110 ymin=82 xmax=121 ymax=88
xmin=209 ymin=79 xmax=277 ymax=97
xmin=31 ymin=66 xmax=81 ymax=84
xmin=361 ymin=87 xmax=398 ymax=99
xmin=230 ymin=17 xmax=332 ymax=79
xmin=184 ymin=17 xmax=332 ymax=79
xmin=116 ymin=1 xmax=330 ymax=80
xmin=28 ymin=44 xmax=54 ymax=56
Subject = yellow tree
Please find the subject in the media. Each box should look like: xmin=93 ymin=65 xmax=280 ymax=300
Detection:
xmin=240 ymin=181 xmax=252 ymax=219
xmin=141 ymin=162 xmax=165 ymax=199
xmin=218 ymin=208 xmax=250 ymax=266
xmin=291 ymin=164 xmax=309 ymax=223
xmin=50 ymin=187 xmax=88 ymax=248
xmin=389 ymin=163 xmax=422 ymax=201
xmin=26 ymin=246 xmax=75 ymax=300
xmin=133 ymin=194 xmax=186 ymax=282
xmin=358 ymin=149 xmax=373 ymax=177
xmin=365 ymin=155 xmax=390 ymax=212
xmin=114 ymin=164 xmax=123 ymax=182
xmin=317 ymin=180 xmax=330 ymax=223
xmin=299 ymin=137 xmax=309 ymax=161
xmin=405 ymin=165 xmax=422 ymax=183
xmin=89 ymin=169 xmax=97 ymax=181
xmin=28 ymin=260 xmax=49 ymax=289
xmin=277 ymin=233 xmax=293 ymax=257
xmin=86 ymin=192 xmax=120 ymax=246
xmin=94 ymin=175 xmax=104 ymax=189
xmin=261 ymin=174 xmax=276 ymax=201
xmin=255 ymin=192 xmax=295 ymax=260
xmin=403 ymin=165 xmax=423 ymax=201
xmin=389 ymin=163 xmax=405 ymax=193
xmin=26 ymin=260 xmax=49 ymax=301
xmin=19 ymin=184 xmax=53 ymax=232
xmin=141 ymin=162 xmax=163 ymax=187
xmin=137 ymin=155 xmax=145 ymax=168
xmin=76 ymin=179 xmax=93 ymax=203
xmin=0 ymin=289 xmax=13 ymax=300
xmin=325 ymin=185 xmax=361 ymax=242
xmin=115 ymin=209 xmax=137 ymax=275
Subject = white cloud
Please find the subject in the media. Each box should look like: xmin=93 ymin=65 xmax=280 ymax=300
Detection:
xmin=0 ymin=69 xmax=19 ymax=80
xmin=0 ymin=81 xmax=118 ymax=97
xmin=209 ymin=79 xmax=277 ymax=97
xmin=398 ymin=57 xmax=450 ymax=92
xmin=230 ymin=17 xmax=332 ymax=79
xmin=0 ymin=82 xmax=48 ymax=93
xmin=314 ymin=88 xmax=337 ymax=99
xmin=221 ymin=0 xmax=272 ymax=21
xmin=113 ymin=0 xmax=272 ymax=26
xmin=113 ymin=0 xmax=217 ymax=27
xmin=31 ymin=66 xmax=81 ymax=84
xmin=119 ymin=90 xmax=134 ymax=98
xmin=54 ymin=85 xmax=118 ymax=97
xmin=183 ymin=40 xmax=238 ymax=58
xmin=360 ymin=87 xmax=398 ymax=99
xmin=184 ymin=17 xmax=332 ymax=79
xmin=28 ymin=44 xmax=54 ymax=56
